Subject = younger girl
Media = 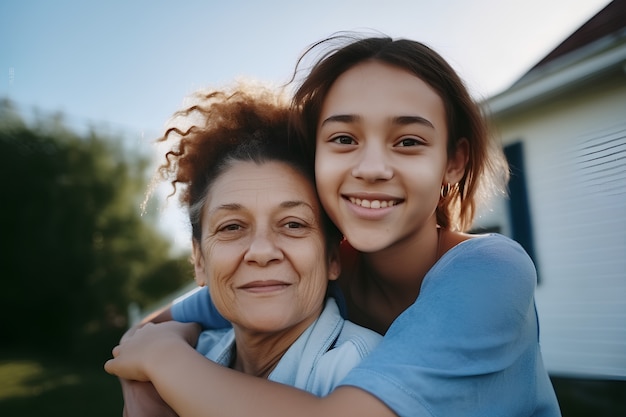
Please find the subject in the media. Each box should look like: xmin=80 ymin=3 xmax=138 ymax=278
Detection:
xmin=106 ymin=35 xmax=561 ymax=417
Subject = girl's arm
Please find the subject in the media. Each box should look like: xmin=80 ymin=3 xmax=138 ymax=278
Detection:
xmin=105 ymin=323 xmax=396 ymax=417
xmin=153 ymin=348 xmax=395 ymax=417
xmin=121 ymin=286 xmax=228 ymax=348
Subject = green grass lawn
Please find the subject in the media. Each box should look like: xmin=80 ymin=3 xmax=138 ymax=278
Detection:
xmin=0 ymin=351 xmax=123 ymax=417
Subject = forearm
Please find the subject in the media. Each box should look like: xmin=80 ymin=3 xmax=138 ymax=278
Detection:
xmin=142 ymin=305 xmax=174 ymax=324
xmin=106 ymin=322 xmax=394 ymax=417
xmin=150 ymin=342 xmax=316 ymax=417
xmin=148 ymin=342 xmax=393 ymax=417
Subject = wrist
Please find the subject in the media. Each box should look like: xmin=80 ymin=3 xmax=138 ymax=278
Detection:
xmin=144 ymin=337 xmax=197 ymax=380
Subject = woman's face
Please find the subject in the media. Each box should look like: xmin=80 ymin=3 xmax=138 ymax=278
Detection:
xmin=193 ymin=160 xmax=339 ymax=335
xmin=315 ymin=61 xmax=451 ymax=253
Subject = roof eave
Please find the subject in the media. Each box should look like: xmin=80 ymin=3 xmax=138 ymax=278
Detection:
xmin=485 ymin=37 xmax=626 ymax=117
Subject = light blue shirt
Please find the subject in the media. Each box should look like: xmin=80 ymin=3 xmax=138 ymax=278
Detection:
xmin=195 ymin=297 xmax=382 ymax=396
xmin=339 ymin=234 xmax=561 ymax=416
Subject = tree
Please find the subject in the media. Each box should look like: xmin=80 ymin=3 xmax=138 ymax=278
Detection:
xmin=0 ymin=100 xmax=191 ymax=363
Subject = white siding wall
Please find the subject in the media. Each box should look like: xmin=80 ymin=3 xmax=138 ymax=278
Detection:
xmin=479 ymin=75 xmax=626 ymax=379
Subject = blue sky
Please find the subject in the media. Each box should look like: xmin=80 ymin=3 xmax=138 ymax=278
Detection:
xmin=0 ymin=0 xmax=611 ymax=250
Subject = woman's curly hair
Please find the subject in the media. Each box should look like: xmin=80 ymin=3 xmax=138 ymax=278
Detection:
xmin=148 ymin=81 xmax=339 ymax=247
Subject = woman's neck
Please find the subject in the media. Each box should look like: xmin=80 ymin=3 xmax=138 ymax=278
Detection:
xmin=230 ymin=314 xmax=318 ymax=378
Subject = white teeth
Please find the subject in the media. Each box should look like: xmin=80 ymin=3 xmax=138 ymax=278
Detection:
xmin=349 ymin=197 xmax=396 ymax=208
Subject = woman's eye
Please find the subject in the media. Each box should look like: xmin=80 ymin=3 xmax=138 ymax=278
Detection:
xmin=219 ymin=223 xmax=242 ymax=232
xmin=331 ymin=135 xmax=356 ymax=145
xmin=282 ymin=220 xmax=312 ymax=236
xmin=285 ymin=221 xmax=304 ymax=229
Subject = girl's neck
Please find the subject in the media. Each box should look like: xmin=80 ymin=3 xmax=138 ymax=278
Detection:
xmin=365 ymin=224 xmax=442 ymax=292
xmin=342 ymin=225 xmax=441 ymax=334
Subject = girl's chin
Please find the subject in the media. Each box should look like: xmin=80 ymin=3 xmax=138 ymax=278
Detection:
xmin=343 ymin=233 xmax=393 ymax=253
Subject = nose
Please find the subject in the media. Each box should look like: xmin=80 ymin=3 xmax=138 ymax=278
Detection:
xmin=243 ymin=228 xmax=284 ymax=266
xmin=351 ymin=143 xmax=393 ymax=182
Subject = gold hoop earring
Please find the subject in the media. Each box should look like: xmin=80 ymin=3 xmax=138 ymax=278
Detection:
xmin=440 ymin=183 xmax=451 ymax=199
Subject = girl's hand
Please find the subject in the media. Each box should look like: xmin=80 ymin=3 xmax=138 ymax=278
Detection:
xmin=104 ymin=321 xmax=201 ymax=381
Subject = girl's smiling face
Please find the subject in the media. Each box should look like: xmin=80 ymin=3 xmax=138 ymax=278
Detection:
xmin=315 ymin=61 xmax=451 ymax=253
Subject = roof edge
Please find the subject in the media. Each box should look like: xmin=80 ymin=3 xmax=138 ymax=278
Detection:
xmin=485 ymin=33 xmax=626 ymax=117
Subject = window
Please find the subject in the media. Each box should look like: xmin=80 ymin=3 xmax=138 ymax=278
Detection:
xmin=504 ymin=141 xmax=539 ymax=281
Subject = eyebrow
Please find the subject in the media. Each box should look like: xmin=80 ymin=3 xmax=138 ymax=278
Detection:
xmin=320 ymin=114 xmax=434 ymax=129
xmin=209 ymin=200 xmax=315 ymax=216
xmin=280 ymin=200 xmax=315 ymax=211
xmin=393 ymin=115 xmax=435 ymax=129
xmin=210 ymin=203 xmax=242 ymax=213
xmin=320 ymin=114 xmax=361 ymax=127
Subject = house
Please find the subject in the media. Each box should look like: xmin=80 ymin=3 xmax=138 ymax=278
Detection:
xmin=475 ymin=0 xmax=626 ymax=382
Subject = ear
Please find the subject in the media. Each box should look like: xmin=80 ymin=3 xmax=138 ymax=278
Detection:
xmin=327 ymin=246 xmax=341 ymax=282
xmin=445 ymin=138 xmax=469 ymax=184
xmin=192 ymin=239 xmax=207 ymax=287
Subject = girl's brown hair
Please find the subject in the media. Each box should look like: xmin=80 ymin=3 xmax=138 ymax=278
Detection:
xmin=290 ymin=34 xmax=509 ymax=231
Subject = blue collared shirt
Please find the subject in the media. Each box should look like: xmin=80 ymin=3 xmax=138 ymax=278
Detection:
xmin=195 ymin=297 xmax=382 ymax=396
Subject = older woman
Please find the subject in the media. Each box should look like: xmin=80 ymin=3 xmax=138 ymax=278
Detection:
xmin=106 ymin=84 xmax=381 ymax=414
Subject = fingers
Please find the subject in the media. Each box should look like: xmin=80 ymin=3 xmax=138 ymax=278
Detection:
xmin=104 ymin=358 xmax=115 ymax=375
xmin=104 ymin=345 xmax=120 ymax=375
xmin=120 ymin=324 xmax=140 ymax=343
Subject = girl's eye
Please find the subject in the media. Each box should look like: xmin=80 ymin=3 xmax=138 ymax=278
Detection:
xmin=396 ymin=138 xmax=423 ymax=147
xmin=331 ymin=135 xmax=356 ymax=145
